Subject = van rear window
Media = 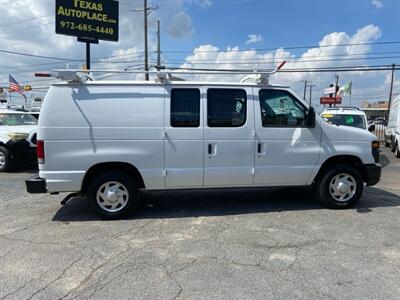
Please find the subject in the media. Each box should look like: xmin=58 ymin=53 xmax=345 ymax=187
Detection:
xmin=171 ymin=89 xmax=200 ymax=127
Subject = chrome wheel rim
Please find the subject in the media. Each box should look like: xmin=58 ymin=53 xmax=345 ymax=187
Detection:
xmin=329 ymin=173 xmax=357 ymax=202
xmin=0 ymin=152 xmax=5 ymax=167
xmin=96 ymin=181 xmax=129 ymax=213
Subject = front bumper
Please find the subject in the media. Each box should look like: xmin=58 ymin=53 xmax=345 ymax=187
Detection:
xmin=364 ymin=163 xmax=381 ymax=186
xmin=26 ymin=175 xmax=47 ymax=193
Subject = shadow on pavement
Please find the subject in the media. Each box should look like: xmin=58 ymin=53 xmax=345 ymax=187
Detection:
xmin=52 ymin=186 xmax=400 ymax=222
xmin=379 ymin=153 xmax=391 ymax=168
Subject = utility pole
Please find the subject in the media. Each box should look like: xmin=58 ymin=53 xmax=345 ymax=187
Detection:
xmin=156 ymin=20 xmax=161 ymax=71
xmin=334 ymin=74 xmax=340 ymax=107
xmin=309 ymin=84 xmax=316 ymax=106
xmin=388 ymin=64 xmax=396 ymax=119
xmin=334 ymin=74 xmax=339 ymax=98
xmin=302 ymin=80 xmax=308 ymax=100
xmin=144 ymin=0 xmax=149 ymax=80
xmin=133 ymin=1 xmax=158 ymax=80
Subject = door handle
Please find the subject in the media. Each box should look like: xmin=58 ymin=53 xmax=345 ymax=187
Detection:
xmin=208 ymin=143 xmax=217 ymax=156
xmin=257 ymin=143 xmax=266 ymax=155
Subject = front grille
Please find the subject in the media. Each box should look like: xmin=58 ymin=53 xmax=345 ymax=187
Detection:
xmin=30 ymin=133 xmax=37 ymax=145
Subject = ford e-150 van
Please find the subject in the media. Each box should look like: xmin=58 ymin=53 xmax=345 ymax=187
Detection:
xmin=26 ymin=70 xmax=381 ymax=219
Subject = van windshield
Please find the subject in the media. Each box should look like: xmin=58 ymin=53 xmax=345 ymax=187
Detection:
xmin=0 ymin=113 xmax=38 ymax=126
xmin=322 ymin=114 xmax=366 ymax=129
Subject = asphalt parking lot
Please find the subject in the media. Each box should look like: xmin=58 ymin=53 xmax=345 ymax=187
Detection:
xmin=0 ymin=149 xmax=399 ymax=300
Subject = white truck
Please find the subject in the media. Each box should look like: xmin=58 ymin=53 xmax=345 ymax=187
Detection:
xmin=0 ymin=109 xmax=38 ymax=171
xmin=26 ymin=70 xmax=381 ymax=219
xmin=321 ymin=107 xmax=370 ymax=131
xmin=387 ymin=95 xmax=400 ymax=157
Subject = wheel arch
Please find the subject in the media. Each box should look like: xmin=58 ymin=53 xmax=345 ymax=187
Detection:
xmin=313 ymin=155 xmax=368 ymax=184
xmin=81 ymin=162 xmax=145 ymax=193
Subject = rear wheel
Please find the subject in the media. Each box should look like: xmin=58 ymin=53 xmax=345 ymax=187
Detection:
xmin=87 ymin=171 xmax=139 ymax=220
xmin=317 ymin=164 xmax=364 ymax=209
xmin=0 ymin=146 xmax=13 ymax=172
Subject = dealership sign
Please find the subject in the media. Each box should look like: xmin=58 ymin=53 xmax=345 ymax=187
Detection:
xmin=56 ymin=0 xmax=119 ymax=42
xmin=324 ymin=87 xmax=336 ymax=95
xmin=320 ymin=96 xmax=342 ymax=105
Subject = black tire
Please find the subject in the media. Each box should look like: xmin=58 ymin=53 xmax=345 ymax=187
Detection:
xmin=87 ymin=171 xmax=139 ymax=220
xmin=395 ymin=143 xmax=400 ymax=158
xmin=317 ymin=164 xmax=364 ymax=209
xmin=0 ymin=146 xmax=13 ymax=172
xmin=391 ymin=139 xmax=396 ymax=152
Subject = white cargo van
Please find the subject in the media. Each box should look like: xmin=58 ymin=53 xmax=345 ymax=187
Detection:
xmin=26 ymin=70 xmax=381 ymax=219
xmin=387 ymin=95 xmax=400 ymax=157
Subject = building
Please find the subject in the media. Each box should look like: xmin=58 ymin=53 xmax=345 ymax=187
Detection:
xmin=360 ymin=100 xmax=389 ymax=120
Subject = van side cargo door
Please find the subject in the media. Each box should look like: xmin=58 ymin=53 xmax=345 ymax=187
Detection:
xmin=164 ymin=86 xmax=204 ymax=187
xmin=203 ymin=87 xmax=255 ymax=187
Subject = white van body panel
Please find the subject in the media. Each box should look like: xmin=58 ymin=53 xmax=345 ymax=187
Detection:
xmin=39 ymin=84 xmax=165 ymax=192
xmin=203 ymin=86 xmax=255 ymax=186
xmin=387 ymin=96 xmax=400 ymax=147
xmin=37 ymin=80 xmax=379 ymax=193
xmin=306 ymin=121 xmax=377 ymax=185
xmin=253 ymin=87 xmax=322 ymax=186
xmin=164 ymin=85 xmax=203 ymax=188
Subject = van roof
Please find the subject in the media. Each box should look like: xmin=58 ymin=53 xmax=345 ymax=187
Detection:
xmin=52 ymin=80 xmax=290 ymax=89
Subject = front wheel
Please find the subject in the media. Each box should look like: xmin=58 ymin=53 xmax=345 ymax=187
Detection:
xmin=87 ymin=171 xmax=139 ymax=220
xmin=317 ymin=164 xmax=364 ymax=209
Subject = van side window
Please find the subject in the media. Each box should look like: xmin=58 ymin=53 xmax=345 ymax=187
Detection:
xmin=207 ymin=89 xmax=247 ymax=127
xmin=171 ymin=89 xmax=200 ymax=127
xmin=259 ymin=90 xmax=306 ymax=127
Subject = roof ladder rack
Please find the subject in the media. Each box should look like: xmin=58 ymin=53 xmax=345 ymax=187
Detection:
xmin=35 ymin=61 xmax=286 ymax=84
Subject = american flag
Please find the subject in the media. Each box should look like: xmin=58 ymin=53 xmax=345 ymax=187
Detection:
xmin=9 ymin=75 xmax=24 ymax=95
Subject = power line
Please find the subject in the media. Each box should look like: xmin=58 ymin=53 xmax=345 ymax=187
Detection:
xmin=0 ymin=49 xmax=84 ymax=61
xmin=163 ymin=41 xmax=400 ymax=54
xmin=164 ymin=50 xmax=400 ymax=63
xmin=164 ymin=64 xmax=400 ymax=73
xmin=0 ymin=14 xmax=51 ymax=28
xmin=165 ymin=55 xmax=400 ymax=65
xmin=0 ymin=48 xmax=148 ymax=63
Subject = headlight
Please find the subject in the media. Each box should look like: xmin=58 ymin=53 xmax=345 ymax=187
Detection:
xmin=7 ymin=132 xmax=29 ymax=140
xmin=372 ymin=141 xmax=380 ymax=149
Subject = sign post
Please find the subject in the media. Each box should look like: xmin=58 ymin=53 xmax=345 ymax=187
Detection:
xmin=55 ymin=0 xmax=119 ymax=69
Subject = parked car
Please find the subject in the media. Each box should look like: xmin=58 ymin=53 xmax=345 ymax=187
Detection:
xmin=26 ymin=70 xmax=381 ymax=219
xmin=386 ymin=95 xmax=400 ymax=157
xmin=321 ymin=107 xmax=371 ymax=131
xmin=0 ymin=109 xmax=38 ymax=171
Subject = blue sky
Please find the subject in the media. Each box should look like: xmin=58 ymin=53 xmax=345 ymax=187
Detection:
xmin=0 ymin=0 xmax=399 ymax=108
xmin=161 ymin=0 xmax=399 ymax=53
